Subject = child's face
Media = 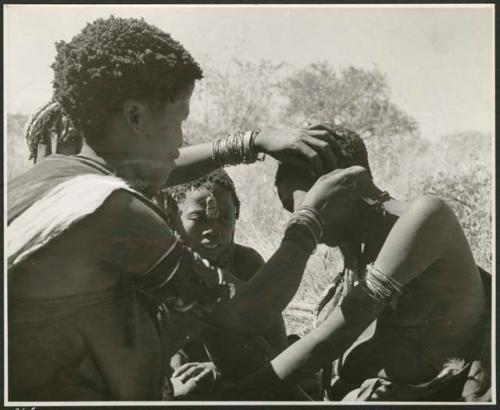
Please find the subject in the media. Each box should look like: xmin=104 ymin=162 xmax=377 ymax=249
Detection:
xmin=174 ymin=186 xmax=236 ymax=262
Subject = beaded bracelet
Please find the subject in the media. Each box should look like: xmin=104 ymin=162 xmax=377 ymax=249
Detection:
xmin=212 ymin=130 xmax=265 ymax=166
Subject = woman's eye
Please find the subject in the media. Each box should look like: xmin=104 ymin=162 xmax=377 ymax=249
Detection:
xmin=189 ymin=214 xmax=204 ymax=221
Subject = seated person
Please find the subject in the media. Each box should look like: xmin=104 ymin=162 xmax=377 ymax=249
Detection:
xmin=7 ymin=15 xmax=363 ymax=402
xmin=154 ymin=169 xmax=295 ymax=398
xmin=219 ymin=124 xmax=490 ymax=402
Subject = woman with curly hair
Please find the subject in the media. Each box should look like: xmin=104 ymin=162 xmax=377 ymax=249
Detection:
xmin=7 ymin=16 xmax=350 ymax=401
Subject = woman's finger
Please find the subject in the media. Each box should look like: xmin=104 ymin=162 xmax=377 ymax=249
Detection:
xmin=192 ymin=368 xmax=212 ymax=384
xmin=294 ymin=140 xmax=323 ymax=175
xmin=179 ymin=364 xmax=204 ymax=383
xmin=303 ymin=128 xmax=343 ymax=159
xmin=304 ymin=135 xmax=338 ymax=171
xmin=172 ymin=362 xmax=198 ymax=378
xmin=330 ymin=166 xmax=368 ymax=194
xmin=342 ymin=165 xmax=368 ymax=181
xmin=304 ymin=122 xmax=332 ymax=130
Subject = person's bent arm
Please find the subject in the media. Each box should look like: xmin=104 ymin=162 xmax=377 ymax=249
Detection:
xmin=250 ymin=251 xmax=289 ymax=352
xmin=219 ymin=196 xmax=458 ymax=399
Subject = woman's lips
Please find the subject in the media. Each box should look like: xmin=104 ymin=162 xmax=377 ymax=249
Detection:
xmin=201 ymin=241 xmax=220 ymax=250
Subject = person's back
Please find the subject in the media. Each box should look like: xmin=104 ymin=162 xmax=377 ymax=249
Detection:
xmin=8 ymin=156 xmax=174 ymax=400
xmin=334 ymin=204 xmax=487 ymax=388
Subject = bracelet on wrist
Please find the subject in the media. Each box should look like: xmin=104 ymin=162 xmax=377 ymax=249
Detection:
xmin=284 ymin=206 xmax=324 ymax=253
xmin=212 ymin=130 xmax=265 ymax=167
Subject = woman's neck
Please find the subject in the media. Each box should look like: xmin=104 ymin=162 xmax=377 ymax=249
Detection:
xmin=79 ymin=140 xmax=139 ymax=185
xmin=79 ymin=143 xmax=108 ymax=166
xmin=359 ymin=198 xmax=400 ymax=264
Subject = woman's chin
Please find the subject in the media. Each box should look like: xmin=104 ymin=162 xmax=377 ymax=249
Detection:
xmin=198 ymin=248 xmax=223 ymax=262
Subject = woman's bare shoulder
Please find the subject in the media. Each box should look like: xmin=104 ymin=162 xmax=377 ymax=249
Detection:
xmin=388 ymin=195 xmax=453 ymax=219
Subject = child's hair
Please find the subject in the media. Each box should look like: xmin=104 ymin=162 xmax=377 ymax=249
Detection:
xmin=275 ymin=124 xmax=371 ymax=211
xmin=156 ymin=169 xmax=240 ymax=218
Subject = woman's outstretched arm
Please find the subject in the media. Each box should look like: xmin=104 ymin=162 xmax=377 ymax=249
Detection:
xmin=167 ymin=143 xmax=219 ymax=186
xmin=166 ymin=128 xmax=341 ymax=186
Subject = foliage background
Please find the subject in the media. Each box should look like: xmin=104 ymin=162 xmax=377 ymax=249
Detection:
xmin=6 ymin=58 xmax=493 ymax=334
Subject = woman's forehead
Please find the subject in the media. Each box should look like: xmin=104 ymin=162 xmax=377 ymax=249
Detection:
xmin=181 ymin=187 xmax=235 ymax=210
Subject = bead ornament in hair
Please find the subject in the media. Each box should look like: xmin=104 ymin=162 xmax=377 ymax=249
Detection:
xmin=205 ymin=194 xmax=220 ymax=219
xmin=159 ymin=168 xmax=240 ymax=220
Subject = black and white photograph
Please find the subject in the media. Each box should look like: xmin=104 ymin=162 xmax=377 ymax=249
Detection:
xmin=4 ymin=4 xmax=495 ymax=405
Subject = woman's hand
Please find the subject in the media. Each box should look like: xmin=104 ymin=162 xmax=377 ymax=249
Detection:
xmin=171 ymin=361 xmax=221 ymax=399
xmin=301 ymin=166 xmax=369 ymax=227
xmin=254 ymin=128 xmax=341 ymax=176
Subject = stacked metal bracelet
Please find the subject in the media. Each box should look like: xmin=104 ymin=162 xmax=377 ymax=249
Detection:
xmin=212 ymin=130 xmax=264 ymax=166
xmin=359 ymin=263 xmax=404 ymax=306
xmin=284 ymin=206 xmax=324 ymax=253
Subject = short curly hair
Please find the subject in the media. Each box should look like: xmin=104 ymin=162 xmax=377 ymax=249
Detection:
xmin=275 ymin=124 xmax=371 ymax=211
xmin=51 ymin=15 xmax=203 ymax=144
xmin=155 ymin=169 xmax=240 ymax=219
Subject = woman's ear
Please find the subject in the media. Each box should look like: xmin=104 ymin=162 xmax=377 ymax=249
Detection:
xmin=122 ymin=99 xmax=144 ymax=134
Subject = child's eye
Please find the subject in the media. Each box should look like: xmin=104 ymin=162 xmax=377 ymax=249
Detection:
xmin=188 ymin=213 xmax=204 ymax=221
